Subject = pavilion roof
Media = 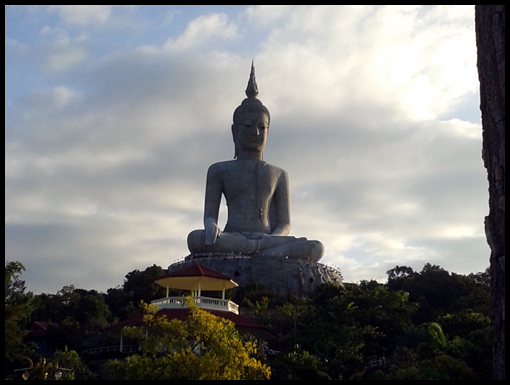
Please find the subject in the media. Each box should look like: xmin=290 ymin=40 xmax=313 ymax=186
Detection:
xmin=154 ymin=263 xmax=238 ymax=291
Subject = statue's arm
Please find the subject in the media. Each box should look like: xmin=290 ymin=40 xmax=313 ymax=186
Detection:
xmin=271 ymin=170 xmax=291 ymax=236
xmin=203 ymin=164 xmax=223 ymax=245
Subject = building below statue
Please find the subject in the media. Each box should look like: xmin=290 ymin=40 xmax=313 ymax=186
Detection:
xmin=167 ymin=253 xmax=343 ymax=298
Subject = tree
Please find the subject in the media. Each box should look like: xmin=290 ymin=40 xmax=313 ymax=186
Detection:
xmin=103 ymin=286 xmax=133 ymax=322
xmin=439 ymin=309 xmax=492 ymax=379
xmin=102 ymin=265 xmax=169 ymax=323
xmin=475 ymin=5 xmax=505 ymax=380
xmin=105 ymin=298 xmax=271 ymax=380
xmin=121 ymin=264 xmax=167 ymax=306
xmin=386 ymin=264 xmax=490 ymax=324
xmin=5 ymin=261 xmax=33 ymax=360
xmin=275 ymin=281 xmax=417 ymax=380
xmin=5 ymin=261 xmax=30 ymax=304
xmin=30 ymin=285 xmax=112 ymax=353
xmin=387 ymin=265 xmax=416 ymax=281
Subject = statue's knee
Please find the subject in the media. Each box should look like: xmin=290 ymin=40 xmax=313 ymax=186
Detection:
xmin=187 ymin=230 xmax=205 ymax=252
xmin=310 ymin=240 xmax=325 ymax=262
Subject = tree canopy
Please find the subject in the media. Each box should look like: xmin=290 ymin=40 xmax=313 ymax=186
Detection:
xmin=5 ymin=261 xmax=491 ymax=380
xmin=5 ymin=261 xmax=33 ymax=360
xmin=105 ymin=298 xmax=271 ymax=380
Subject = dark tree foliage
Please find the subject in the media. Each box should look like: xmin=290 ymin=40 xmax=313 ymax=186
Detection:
xmin=121 ymin=264 xmax=167 ymax=306
xmin=9 ymin=261 xmax=491 ymax=380
xmin=294 ymin=281 xmax=417 ymax=379
xmin=255 ymin=264 xmax=490 ymax=380
xmin=5 ymin=261 xmax=33 ymax=360
xmin=29 ymin=285 xmax=112 ymax=352
xmin=5 ymin=261 xmax=31 ymax=305
xmin=387 ymin=264 xmax=490 ymax=324
xmin=103 ymin=286 xmax=135 ymax=321
xmin=232 ymin=282 xmax=290 ymax=310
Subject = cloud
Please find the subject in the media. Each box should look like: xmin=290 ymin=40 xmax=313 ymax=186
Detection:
xmin=5 ymin=5 xmax=488 ymax=293
xmin=35 ymin=26 xmax=88 ymax=72
xmin=249 ymin=5 xmax=478 ymax=122
xmin=47 ymin=5 xmax=136 ymax=26
xmin=164 ymin=13 xmax=238 ymax=51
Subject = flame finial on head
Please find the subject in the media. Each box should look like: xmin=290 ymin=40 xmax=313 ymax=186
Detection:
xmin=245 ymin=59 xmax=259 ymax=98
xmin=233 ymin=60 xmax=269 ymax=127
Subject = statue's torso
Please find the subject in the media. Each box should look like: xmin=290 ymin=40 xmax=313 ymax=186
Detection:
xmin=210 ymin=159 xmax=286 ymax=233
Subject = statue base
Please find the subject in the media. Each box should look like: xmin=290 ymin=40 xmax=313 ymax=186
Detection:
xmin=167 ymin=253 xmax=343 ymax=297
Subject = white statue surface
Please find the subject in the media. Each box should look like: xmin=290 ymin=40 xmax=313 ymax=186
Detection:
xmin=187 ymin=63 xmax=324 ymax=262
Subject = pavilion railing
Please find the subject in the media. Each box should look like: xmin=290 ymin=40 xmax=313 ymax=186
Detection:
xmin=151 ymin=296 xmax=239 ymax=315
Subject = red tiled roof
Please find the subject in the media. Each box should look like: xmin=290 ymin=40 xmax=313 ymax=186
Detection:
xmin=26 ymin=321 xmax=53 ymax=338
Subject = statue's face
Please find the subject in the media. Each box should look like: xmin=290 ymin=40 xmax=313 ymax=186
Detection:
xmin=233 ymin=111 xmax=269 ymax=155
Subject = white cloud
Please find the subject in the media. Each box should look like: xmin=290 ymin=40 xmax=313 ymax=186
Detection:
xmin=245 ymin=5 xmax=294 ymax=26
xmin=38 ymin=26 xmax=87 ymax=72
xmin=164 ymin=13 xmax=238 ymax=51
xmin=250 ymin=5 xmax=478 ymax=122
xmin=47 ymin=5 xmax=135 ymax=26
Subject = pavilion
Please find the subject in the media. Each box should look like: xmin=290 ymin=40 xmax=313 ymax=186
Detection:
xmin=108 ymin=263 xmax=274 ymax=353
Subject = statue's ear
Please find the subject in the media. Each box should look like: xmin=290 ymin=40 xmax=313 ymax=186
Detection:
xmin=231 ymin=124 xmax=238 ymax=159
xmin=231 ymin=124 xmax=237 ymax=144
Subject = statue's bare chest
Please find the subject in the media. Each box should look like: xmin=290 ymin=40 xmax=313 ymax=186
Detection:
xmin=221 ymin=161 xmax=278 ymax=205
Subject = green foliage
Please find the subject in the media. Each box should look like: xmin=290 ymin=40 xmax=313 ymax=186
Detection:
xmin=5 ymin=261 xmax=30 ymax=303
xmin=379 ymin=354 xmax=473 ymax=380
xmin=293 ymin=281 xmax=417 ymax=379
xmin=232 ymin=282 xmax=289 ymax=311
xmin=439 ymin=310 xmax=492 ymax=379
xmin=271 ymin=345 xmax=323 ymax=380
xmin=5 ymin=261 xmax=33 ymax=360
xmin=105 ymin=299 xmax=271 ymax=380
xmin=30 ymin=285 xmax=112 ymax=353
xmin=8 ymin=261 xmax=490 ymax=381
xmin=28 ymin=265 xmax=170 ymax=355
xmin=387 ymin=263 xmax=490 ymax=323
xmin=427 ymin=322 xmax=447 ymax=349
xmin=246 ymin=266 xmax=490 ymax=381
xmin=122 ymin=264 xmax=167 ymax=306
xmin=103 ymin=286 xmax=135 ymax=321
xmin=103 ymin=264 xmax=172 ymax=322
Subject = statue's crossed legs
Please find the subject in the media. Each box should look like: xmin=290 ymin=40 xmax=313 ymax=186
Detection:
xmin=187 ymin=230 xmax=324 ymax=262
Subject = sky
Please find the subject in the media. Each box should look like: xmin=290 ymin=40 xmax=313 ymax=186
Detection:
xmin=5 ymin=5 xmax=489 ymax=294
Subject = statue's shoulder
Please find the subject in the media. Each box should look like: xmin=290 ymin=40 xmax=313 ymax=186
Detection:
xmin=208 ymin=160 xmax=236 ymax=172
xmin=263 ymin=162 xmax=288 ymax=177
xmin=206 ymin=161 xmax=237 ymax=181
xmin=207 ymin=160 xmax=288 ymax=178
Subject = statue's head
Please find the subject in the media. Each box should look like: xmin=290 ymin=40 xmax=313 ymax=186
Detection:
xmin=232 ymin=62 xmax=270 ymax=159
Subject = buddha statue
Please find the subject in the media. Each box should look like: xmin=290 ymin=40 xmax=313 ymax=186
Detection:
xmin=187 ymin=63 xmax=325 ymax=262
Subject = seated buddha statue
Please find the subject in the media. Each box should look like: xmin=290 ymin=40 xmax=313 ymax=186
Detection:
xmin=187 ymin=63 xmax=324 ymax=262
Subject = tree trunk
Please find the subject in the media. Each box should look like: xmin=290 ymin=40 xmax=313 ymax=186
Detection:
xmin=475 ymin=5 xmax=505 ymax=380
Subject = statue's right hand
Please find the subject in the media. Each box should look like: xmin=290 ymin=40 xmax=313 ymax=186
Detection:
xmin=205 ymin=222 xmax=221 ymax=245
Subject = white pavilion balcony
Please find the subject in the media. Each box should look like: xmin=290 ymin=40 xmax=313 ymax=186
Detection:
xmin=153 ymin=264 xmax=240 ymax=315
xmin=151 ymin=296 xmax=239 ymax=315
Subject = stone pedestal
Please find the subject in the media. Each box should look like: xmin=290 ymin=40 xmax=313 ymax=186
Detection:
xmin=167 ymin=253 xmax=343 ymax=297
